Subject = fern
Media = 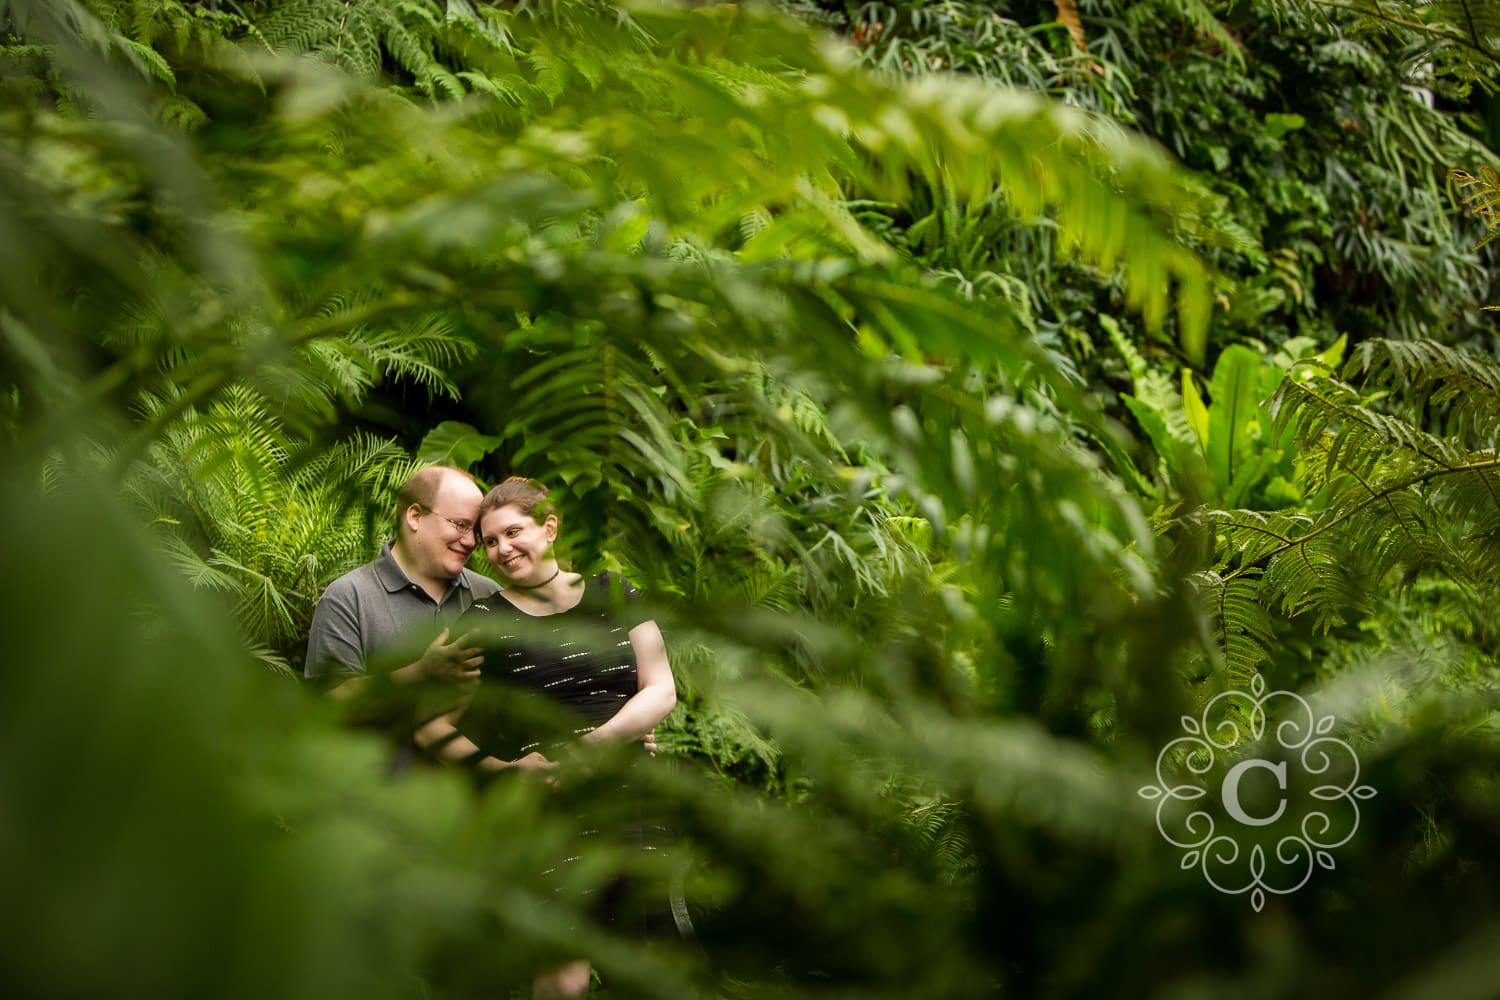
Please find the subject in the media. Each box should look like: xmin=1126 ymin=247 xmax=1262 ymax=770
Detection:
xmin=254 ymin=0 xmax=458 ymax=93
xmin=1199 ymin=338 xmax=1500 ymax=678
xmin=1348 ymin=337 xmax=1500 ymax=445
xmin=20 ymin=4 xmax=1500 ymax=997
xmin=1267 ymin=0 xmax=1500 ymax=95
xmin=1125 ymin=0 xmax=1242 ymax=63
xmin=1450 ymin=165 xmax=1500 ymax=296
xmin=1199 ymin=568 xmax=1276 ymax=686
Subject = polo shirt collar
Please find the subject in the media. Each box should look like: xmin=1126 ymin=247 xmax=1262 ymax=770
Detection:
xmin=374 ymin=541 xmax=471 ymax=594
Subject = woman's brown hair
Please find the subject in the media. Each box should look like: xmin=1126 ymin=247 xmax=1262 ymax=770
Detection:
xmin=475 ymin=476 xmax=552 ymax=535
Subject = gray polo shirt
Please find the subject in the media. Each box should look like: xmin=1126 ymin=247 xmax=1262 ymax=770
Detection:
xmin=304 ymin=542 xmax=502 ymax=679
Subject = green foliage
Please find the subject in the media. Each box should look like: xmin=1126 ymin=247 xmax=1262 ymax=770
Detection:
xmin=1109 ymin=319 xmax=1343 ymax=507
xmin=1128 ymin=0 xmax=1493 ymax=346
xmin=1452 ymin=163 xmax=1500 ymax=256
xmin=1268 ymin=0 xmax=1500 ymax=97
xmin=1 ymin=2 xmax=1224 ymax=996
xmin=125 ymin=385 xmax=417 ymax=673
xmin=1199 ymin=338 xmax=1500 ymax=683
xmin=6 ymin=2 xmax=1500 ymax=999
xmin=19 ymin=0 xmax=260 ymax=125
xmin=254 ymin=0 xmax=468 ymax=96
xmin=415 ymin=419 xmax=503 ymax=468
xmin=826 ymin=0 xmax=1497 ymax=418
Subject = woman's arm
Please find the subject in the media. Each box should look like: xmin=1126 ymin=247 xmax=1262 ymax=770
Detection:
xmin=413 ymin=705 xmax=554 ymax=776
xmin=579 ymin=619 xmax=677 ymax=746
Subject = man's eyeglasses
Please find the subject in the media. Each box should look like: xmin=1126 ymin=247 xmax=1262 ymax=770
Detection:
xmin=416 ymin=503 xmax=474 ymax=536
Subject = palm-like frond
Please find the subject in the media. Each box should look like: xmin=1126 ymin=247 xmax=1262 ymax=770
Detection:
xmin=125 ymin=385 xmax=414 ymax=670
xmin=17 ymin=2 xmax=1500 ymax=998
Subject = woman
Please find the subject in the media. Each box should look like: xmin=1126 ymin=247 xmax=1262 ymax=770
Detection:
xmin=413 ymin=476 xmax=676 ymax=998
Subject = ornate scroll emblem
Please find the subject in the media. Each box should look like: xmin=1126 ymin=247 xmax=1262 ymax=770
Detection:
xmin=1138 ymin=674 xmax=1376 ymax=911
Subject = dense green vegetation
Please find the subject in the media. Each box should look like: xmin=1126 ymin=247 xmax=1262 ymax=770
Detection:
xmin=3 ymin=1 xmax=1499 ymax=997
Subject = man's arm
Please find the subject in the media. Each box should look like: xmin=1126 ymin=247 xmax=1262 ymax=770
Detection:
xmin=305 ymin=580 xmax=367 ymax=694
xmin=305 ymin=580 xmax=483 ymax=698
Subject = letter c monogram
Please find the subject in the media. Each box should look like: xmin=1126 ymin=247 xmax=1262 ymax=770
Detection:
xmin=1222 ymin=758 xmax=1287 ymax=827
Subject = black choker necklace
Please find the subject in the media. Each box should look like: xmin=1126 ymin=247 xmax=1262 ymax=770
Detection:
xmin=509 ymin=567 xmax=561 ymax=590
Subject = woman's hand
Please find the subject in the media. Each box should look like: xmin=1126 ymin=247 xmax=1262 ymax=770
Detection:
xmin=512 ymin=751 xmax=556 ymax=773
xmin=475 ymin=751 xmax=556 ymax=783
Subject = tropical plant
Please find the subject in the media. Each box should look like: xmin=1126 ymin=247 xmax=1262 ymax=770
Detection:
xmin=1266 ymin=0 xmax=1500 ymax=97
xmin=7 ymin=2 xmax=1500 ymax=999
xmin=1110 ymin=322 xmax=1345 ymax=508
xmin=2 ymin=1 xmax=1224 ymax=997
xmin=1197 ymin=338 xmax=1500 ymax=685
xmin=124 ymin=386 xmax=417 ymax=673
xmin=1451 ymin=162 xmax=1500 ymax=276
xmin=815 ymin=0 xmax=1498 ymax=442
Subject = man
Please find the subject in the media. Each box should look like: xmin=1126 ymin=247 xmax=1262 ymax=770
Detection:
xmin=305 ymin=464 xmax=501 ymax=695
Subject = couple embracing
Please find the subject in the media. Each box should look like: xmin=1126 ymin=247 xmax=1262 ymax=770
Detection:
xmin=304 ymin=465 xmax=678 ymax=997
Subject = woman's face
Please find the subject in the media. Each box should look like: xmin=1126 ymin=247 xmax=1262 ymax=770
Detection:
xmin=479 ymin=502 xmax=557 ymax=582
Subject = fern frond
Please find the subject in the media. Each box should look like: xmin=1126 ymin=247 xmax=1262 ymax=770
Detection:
xmin=1269 ymin=0 xmax=1500 ymax=94
xmin=1348 ymin=337 xmax=1500 ymax=449
xmin=1196 ymin=568 xmax=1274 ymax=685
xmin=1207 ymin=340 xmax=1500 ymax=672
xmin=1450 ymin=165 xmax=1500 ymax=249
xmin=1269 ymin=377 xmax=1468 ymax=485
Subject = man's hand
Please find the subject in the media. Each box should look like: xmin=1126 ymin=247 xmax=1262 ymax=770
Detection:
xmin=416 ymin=627 xmax=483 ymax=684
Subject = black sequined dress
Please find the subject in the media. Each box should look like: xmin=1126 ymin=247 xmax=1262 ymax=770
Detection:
xmin=454 ymin=573 xmax=646 ymax=761
xmin=453 ymin=574 xmax=669 ymax=930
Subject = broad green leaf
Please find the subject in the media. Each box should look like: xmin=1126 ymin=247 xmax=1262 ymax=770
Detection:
xmin=1319 ymin=333 xmax=1348 ymax=370
xmin=415 ymin=421 xmax=503 ymax=469
xmin=1263 ymin=112 xmax=1306 ymax=139
xmin=1182 ymin=369 xmax=1209 ymax=451
xmin=1206 ymin=345 xmax=1263 ymax=492
xmin=1122 ymin=394 xmax=1178 ymax=475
